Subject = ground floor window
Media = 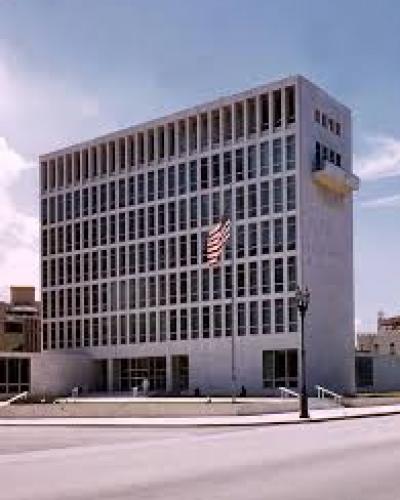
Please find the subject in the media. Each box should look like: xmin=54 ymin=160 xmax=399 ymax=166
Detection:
xmin=355 ymin=357 xmax=373 ymax=388
xmin=262 ymin=349 xmax=298 ymax=389
xmin=116 ymin=357 xmax=166 ymax=393
xmin=0 ymin=358 xmax=30 ymax=394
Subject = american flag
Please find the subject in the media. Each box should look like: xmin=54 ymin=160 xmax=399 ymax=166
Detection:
xmin=206 ymin=217 xmax=231 ymax=266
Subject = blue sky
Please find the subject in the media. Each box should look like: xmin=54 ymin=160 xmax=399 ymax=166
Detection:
xmin=0 ymin=0 xmax=399 ymax=330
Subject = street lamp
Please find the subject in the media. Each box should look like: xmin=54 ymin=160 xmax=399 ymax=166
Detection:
xmin=296 ymin=286 xmax=311 ymax=419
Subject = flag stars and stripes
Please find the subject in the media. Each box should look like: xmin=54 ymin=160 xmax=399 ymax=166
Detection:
xmin=206 ymin=217 xmax=231 ymax=266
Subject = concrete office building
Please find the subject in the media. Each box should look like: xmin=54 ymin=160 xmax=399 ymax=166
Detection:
xmin=39 ymin=75 xmax=359 ymax=396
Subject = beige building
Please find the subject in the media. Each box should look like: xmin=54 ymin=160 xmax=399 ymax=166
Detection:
xmin=357 ymin=312 xmax=400 ymax=356
xmin=0 ymin=287 xmax=41 ymax=353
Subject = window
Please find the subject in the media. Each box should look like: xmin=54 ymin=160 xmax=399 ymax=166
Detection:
xmin=315 ymin=109 xmax=320 ymax=123
xmin=211 ymin=110 xmax=220 ymax=147
xmin=260 ymin=93 xmax=269 ymax=132
xmin=168 ymin=165 xmax=175 ymax=197
xmin=262 ymin=260 xmax=271 ymax=294
xmin=248 ymin=223 xmax=258 ymax=257
xmin=248 ymin=184 xmax=257 ymax=218
xmin=237 ymin=264 xmax=245 ymax=297
xmin=200 ymin=113 xmax=208 ymax=150
xmin=190 ymin=270 xmax=198 ymax=302
xmin=190 ymin=197 xmax=197 ymax=228
xmin=202 ymin=268 xmax=210 ymax=301
xmin=225 ymin=304 xmax=232 ymax=337
xmin=273 ymin=89 xmax=282 ymax=129
xmin=225 ymin=266 xmax=232 ymax=298
xmin=287 ymin=216 xmax=296 ymax=251
xmin=178 ymin=163 xmax=186 ymax=194
xmin=286 ymin=176 xmax=296 ymax=211
xmin=223 ymin=106 xmax=232 ymax=143
xmin=223 ymin=152 xmax=232 ymax=184
xmin=235 ymin=101 xmax=244 ymax=140
xmin=263 ymin=349 xmax=298 ymax=388
xmin=275 ymin=298 xmax=284 ymax=333
xmin=191 ymin=308 xmax=199 ymax=339
xmin=237 ymin=225 xmax=245 ymax=259
xmin=214 ymin=305 xmax=222 ymax=338
xmin=201 ymin=157 xmax=208 ymax=189
xmin=261 ymin=221 xmax=270 ymax=254
xmin=285 ymin=86 xmax=295 ymax=125
xmin=272 ymin=138 xmax=282 ymax=174
xmin=250 ymin=302 xmax=258 ymax=335
xmin=288 ymin=256 xmax=297 ymax=291
xmin=168 ymin=238 xmax=176 ymax=268
xmin=190 ymin=234 xmax=198 ymax=265
xmin=235 ymin=148 xmax=244 ymax=181
xmin=274 ymin=218 xmax=283 ymax=253
xmin=212 ymin=267 xmax=221 ymax=300
xmin=202 ymin=306 xmax=210 ymax=338
xmin=212 ymin=192 xmax=220 ymax=223
xmin=249 ymin=262 xmax=258 ymax=295
xmin=260 ymin=181 xmax=269 ymax=215
xmin=286 ymin=135 xmax=296 ymax=170
xmin=168 ymin=202 xmax=176 ymax=233
xmin=247 ymin=145 xmax=256 ymax=179
xmin=212 ymin=154 xmax=220 ymax=187
xmin=236 ymin=187 xmax=245 ymax=220
xmin=201 ymin=194 xmax=209 ymax=226
xmin=189 ymin=160 xmax=197 ymax=192
xmin=260 ymin=141 xmax=269 ymax=176
xmin=274 ymin=258 xmax=284 ymax=293
xmin=180 ymin=309 xmax=188 ymax=340
xmin=170 ymin=310 xmax=177 ymax=341
xmin=238 ymin=302 xmax=246 ymax=336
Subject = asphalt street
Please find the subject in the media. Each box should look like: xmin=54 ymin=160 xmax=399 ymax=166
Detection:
xmin=1 ymin=416 xmax=400 ymax=499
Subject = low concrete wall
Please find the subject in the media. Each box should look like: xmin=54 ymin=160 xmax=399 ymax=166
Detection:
xmin=343 ymin=396 xmax=400 ymax=408
xmin=0 ymin=399 xmax=300 ymax=418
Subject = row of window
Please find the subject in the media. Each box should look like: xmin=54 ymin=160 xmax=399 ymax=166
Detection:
xmin=42 ymin=297 xmax=299 ymax=350
xmin=41 ymin=179 xmax=296 ymax=254
xmin=42 ymin=218 xmax=296 ymax=286
xmin=42 ymin=257 xmax=297 ymax=318
xmin=41 ymin=138 xmax=296 ymax=224
xmin=41 ymin=86 xmax=296 ymax=193
xmin=315 ymin=141 xmax=342 ymax=169
xmin=314 ymin=109 xmax=341 ymax=137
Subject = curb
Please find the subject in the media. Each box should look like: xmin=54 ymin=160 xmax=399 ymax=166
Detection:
xmin=0 ymin=408 xmax=400 ymax=428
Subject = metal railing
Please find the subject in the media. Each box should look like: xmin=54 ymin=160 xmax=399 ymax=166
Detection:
xmin=315 ymin=385 xmax=343 ymax=406
xmin=0 ymin=391 xmax=28 ymax=407
xmin=278 ymin=387 xmax=299 ymax=399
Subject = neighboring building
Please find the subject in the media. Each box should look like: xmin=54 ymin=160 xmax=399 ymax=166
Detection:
xmin=356 ymin=312 xmax=400 ymax=392
xmin=39 ymin=75 xmax=359 ymax=396
xmin=0 ymin=286 xmax=41 ymax=353
xmin=357 ymin=312 xmax=400 ymax=355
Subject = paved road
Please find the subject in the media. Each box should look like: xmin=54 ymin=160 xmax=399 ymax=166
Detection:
xmin=1 ymin=416 xmax=400 ymax=499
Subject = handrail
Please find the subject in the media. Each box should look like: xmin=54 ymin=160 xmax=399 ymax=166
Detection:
xmin=278 ymin=387 xmax=299 ymax=399
xmin=0 ymin=391 xmax=28 ymax=407
xmin=315 ymin=385 xmax=342 ymax=405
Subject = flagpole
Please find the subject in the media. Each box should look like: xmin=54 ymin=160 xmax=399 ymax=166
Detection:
xmin=230 ymin=177 xmax=237 ymax=403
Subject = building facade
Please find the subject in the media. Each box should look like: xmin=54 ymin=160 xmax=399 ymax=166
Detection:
xmin=40 ymin=75 xmax=358 ymax=396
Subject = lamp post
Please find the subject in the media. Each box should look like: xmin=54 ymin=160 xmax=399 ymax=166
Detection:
xmin=296 ymin=286 xmax=310 ymax=419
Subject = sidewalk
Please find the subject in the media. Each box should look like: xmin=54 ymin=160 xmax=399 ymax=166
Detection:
xmin=1 ymin=404 xmax=400 ymax=427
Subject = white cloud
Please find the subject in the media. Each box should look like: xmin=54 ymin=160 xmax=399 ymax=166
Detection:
xmin=361 ymin=194 xmax=400 ymax=209
xmin=0 ymin=137 xmax=39 ymax=300
xmin=355 ymin=136 xmax=400 ymax=180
